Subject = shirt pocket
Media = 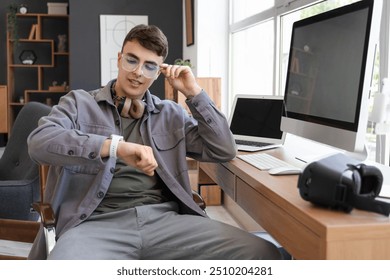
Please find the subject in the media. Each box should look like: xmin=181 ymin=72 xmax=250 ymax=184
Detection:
xmin=152 ymin=128 xmax=187 ymax=176
xmin=152 ymin=128 xmax=185 ymax=151
xmin=78 ymin=121 xmax=114 ymax=136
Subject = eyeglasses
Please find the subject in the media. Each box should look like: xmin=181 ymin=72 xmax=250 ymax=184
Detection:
xmin=120 ymin=54 xmax=160 ymax=79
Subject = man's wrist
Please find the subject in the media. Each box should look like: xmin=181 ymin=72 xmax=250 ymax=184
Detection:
xmin=185 ymin=85 xmax=202 ymax=99
xmin=109 ymin=134 xmax=124 ymax=158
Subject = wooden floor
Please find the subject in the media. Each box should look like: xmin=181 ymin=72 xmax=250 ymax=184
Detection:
xmin=0 ymin=239 xmax=32 ymax=259
xmin=205 ymin=205 xmax=242 ymax=228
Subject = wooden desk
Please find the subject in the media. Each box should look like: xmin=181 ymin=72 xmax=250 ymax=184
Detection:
xmin=199 ymin=148 xmax=390 ymax=259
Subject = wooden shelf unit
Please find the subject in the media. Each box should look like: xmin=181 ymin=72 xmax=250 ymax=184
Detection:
xmin=0 ymin=86 xmax=8 ymax=133
xmin=6 ymin=13 xmax=69 ymax=134
xmin=165 ymin=77 xmax=221 ymax=114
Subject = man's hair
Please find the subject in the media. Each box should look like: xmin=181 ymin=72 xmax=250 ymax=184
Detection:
xmin=121 ymin=24 xmax=169 ymax=60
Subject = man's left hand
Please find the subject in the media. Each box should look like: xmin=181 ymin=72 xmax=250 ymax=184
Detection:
xmin=160 ymin=63 xmax=202 ymax=99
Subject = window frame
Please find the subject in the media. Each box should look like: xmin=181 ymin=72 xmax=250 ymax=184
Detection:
xmin=229 ymin=0 xmax=324 ymax=109
xmin=228 ymin=0 xmax=390 ymax=164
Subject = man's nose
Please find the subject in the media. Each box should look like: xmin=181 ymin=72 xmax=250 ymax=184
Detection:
xmin=132 ymin=64 xmax=143 ymax=77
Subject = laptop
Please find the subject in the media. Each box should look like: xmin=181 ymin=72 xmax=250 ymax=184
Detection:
xmin=228 ymin=95 xmax=286 ymax=152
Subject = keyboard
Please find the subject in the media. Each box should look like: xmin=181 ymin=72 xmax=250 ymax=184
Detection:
xmin=235 ymin=139 xmax=269 ymax=147
xmin=237 ymin=153 xmax=296 ymax=171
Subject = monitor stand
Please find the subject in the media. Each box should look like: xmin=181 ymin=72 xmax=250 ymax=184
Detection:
xmin=284 ymin=134 xmax=368 ymax=164
xmin=344 ymin=144 xmax=369 ymax=162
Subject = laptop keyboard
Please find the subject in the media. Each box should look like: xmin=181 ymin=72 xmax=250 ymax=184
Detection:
xmin=235 ymin=139 xmax=269 ymax=147
xmin=237 ymin=153 xmax=294 ymax=171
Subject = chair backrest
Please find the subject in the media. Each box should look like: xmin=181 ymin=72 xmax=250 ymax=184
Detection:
xmin=0 ymin=102 xmax=51 ymax=180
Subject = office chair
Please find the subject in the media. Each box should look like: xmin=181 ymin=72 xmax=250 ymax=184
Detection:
xmin=33 ymin=185 xmax=206 ymax=256
xmin=0 ymin=102 xmax=51 ymax=221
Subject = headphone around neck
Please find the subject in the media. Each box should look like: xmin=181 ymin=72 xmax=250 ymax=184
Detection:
xmin=114 ymin=96 xmax=145 ymax=119
xmin=111 ymin=82 xmax=145 ymax=119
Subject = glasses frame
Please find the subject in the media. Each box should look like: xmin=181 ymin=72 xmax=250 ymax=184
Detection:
xmin=120 ymin=53 xmax=160 ymax=79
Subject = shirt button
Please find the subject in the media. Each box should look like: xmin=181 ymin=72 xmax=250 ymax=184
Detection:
xmin=193 ymin=102 xmax=199 ymax=107
xmin=110 ymin=167 xmax=115 ymax=174
xmin=68 ymin=150 xmax=74 ymax=155
xmin=115 ymin=120 xmax=120 ymax=126
xmin=88 ymin=152 xmax=96 ymax=159
xmin=97 ymin=191 xmax=104 ymax=198
xmin=206 ymin=119 xmax=212 ymax=124
xmin=80 ymin=214 xmax=87 ymax=220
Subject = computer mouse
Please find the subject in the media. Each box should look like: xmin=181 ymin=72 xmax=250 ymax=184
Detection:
xmin=268 ymin=166 xmax=302 ymax=175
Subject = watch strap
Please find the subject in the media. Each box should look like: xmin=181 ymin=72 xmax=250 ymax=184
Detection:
xmin=109 ymin=134 xmax=123 ymax=158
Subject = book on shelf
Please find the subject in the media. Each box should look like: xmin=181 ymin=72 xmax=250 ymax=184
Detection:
xmin=28 ymin=24 xmax=37 ymax=40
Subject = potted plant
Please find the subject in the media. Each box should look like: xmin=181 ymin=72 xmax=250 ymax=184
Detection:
xmin=174 ymin=58 xmax=192 ymax=68
xmin=7 ymin=4 xmax=19 ymax=46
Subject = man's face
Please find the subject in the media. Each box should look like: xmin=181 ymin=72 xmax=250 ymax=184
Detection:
xmin=116 ymin=40 xmax=164 ymax=99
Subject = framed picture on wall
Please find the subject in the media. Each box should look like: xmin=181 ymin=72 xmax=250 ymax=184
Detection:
xmin=100 ymin=15 xmax=148 ymax=86
xmin=185 ymin=0 xmax=194 ymax=46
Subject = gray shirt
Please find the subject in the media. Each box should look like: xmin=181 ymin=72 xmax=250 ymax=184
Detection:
xmin=27 ymin=79 xmax=236 ymax=259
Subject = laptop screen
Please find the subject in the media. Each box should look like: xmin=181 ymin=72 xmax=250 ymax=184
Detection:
xmin=229 ymin=95 xmax=285 ymax=144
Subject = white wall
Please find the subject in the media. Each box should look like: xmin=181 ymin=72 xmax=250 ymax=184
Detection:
xmin=182 ymin=0 xmax=230 ymax=114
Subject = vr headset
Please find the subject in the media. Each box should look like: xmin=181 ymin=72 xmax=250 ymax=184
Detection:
xmin=298 ymin=153 xmax=390 ymax=216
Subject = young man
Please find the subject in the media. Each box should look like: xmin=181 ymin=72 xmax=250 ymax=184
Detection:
xmin=27 ymin=24 xmax=281 ymax=260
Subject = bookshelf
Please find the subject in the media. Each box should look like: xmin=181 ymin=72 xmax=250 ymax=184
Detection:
xmin=6 ymin=13 xmax=69 ymax=134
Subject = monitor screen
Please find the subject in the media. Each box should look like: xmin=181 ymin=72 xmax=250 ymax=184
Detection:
xmin=281 ymin=0 xmax=382 ymax=158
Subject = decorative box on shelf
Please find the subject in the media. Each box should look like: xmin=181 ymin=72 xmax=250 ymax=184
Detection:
xmin=47 ymin=3 xmax=68 ymax=15
xmin=48 ymin=86 xmax=66 ymax=92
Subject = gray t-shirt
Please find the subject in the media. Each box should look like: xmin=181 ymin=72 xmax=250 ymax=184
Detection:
xmin=94 ymin=116 xmax=167 ymax=214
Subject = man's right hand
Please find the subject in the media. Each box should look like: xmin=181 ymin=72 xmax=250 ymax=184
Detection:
xmin=117 ymin=142 xmax=158 ymax=176
xmin=101 ymin=140 xmax=158 ymax=176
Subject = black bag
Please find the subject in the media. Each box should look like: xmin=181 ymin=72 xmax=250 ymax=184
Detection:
xmin=297 ymin=153 xmax=390 ymax=216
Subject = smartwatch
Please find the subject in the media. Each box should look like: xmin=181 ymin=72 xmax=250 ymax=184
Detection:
xmin=109 ymin=134 xmax=123 ymax=158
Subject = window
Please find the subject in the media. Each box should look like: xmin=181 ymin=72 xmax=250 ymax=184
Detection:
xmin=230 ymin=0 xmax=362 ymax=108
xmin=230 ymin=20 xmax=274 ymax=99
xmin=231 ymin=0 xmax=275 ymax=23
xmin=229 ymin=0 xmax=383 ymax=162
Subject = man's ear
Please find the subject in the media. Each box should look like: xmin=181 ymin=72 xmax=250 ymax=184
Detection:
xmin=117 ymin=52 xmax=122 ymax=68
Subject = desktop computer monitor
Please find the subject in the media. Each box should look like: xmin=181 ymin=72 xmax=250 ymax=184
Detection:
xmin=281 ymin=0 xmax=382 ymax=160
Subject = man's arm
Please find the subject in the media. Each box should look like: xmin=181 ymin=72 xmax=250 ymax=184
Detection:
xmin=160 ymin=63 xmax=236 ymax=162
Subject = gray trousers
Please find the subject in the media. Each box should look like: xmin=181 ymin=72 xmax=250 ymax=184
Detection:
xmin=48 ymin=202 xmax=282 ymax=260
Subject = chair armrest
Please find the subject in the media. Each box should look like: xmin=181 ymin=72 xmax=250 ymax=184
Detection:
xmin=192 ymin=190 xmax=206 ymax=211
xmin=31 ymin=203 xmax=56 ymax=227
xmin=31 ymin=202 xmax=56 ymax=256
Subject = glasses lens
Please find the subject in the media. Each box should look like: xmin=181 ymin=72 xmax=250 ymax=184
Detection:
xmin=142 ymin=63 xmax=159 ymax=78
xmin=121 ymin=54 xmax=159 ymax=78
xmin=121 ymin=54 xmax=138 ymax=72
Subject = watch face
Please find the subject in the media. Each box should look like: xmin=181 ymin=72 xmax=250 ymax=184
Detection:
xmin=20 ymin=6 xmax=27 ymax=14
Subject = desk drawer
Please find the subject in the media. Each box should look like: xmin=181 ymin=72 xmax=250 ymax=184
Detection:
xmin=235 ymin=178 xmax=321 ymax=259
xmin=200 ymin=162 xmax=235 ymax=199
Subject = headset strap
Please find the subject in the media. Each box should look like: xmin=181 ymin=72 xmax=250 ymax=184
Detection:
xmin=351 ymin=194 xmax=390 ymax=216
